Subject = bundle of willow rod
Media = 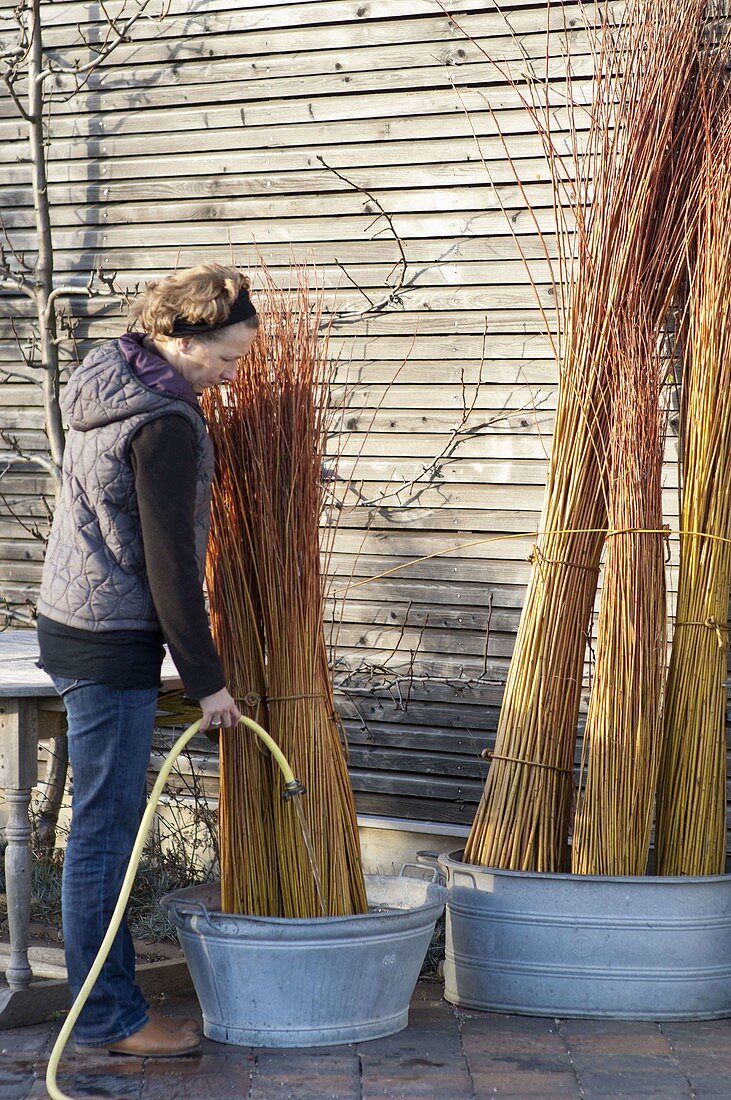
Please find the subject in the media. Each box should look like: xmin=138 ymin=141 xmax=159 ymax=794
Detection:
xmin=465 ymin=0 xmax=710 ymax=872
xmin=571 ymin=309 xmax=667 ymax=875
xmin=205 ymin=266 xmax=367 ymax=918
xmin=655 ymin=94 xmax=731 ymax=876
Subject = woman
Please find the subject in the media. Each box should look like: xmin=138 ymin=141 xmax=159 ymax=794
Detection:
xmin=37 ymin=263 xmax=257 ymax=1057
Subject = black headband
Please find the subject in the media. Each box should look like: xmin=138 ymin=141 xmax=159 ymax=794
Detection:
xmin=168 ymin=287 xmax=257 ymax=337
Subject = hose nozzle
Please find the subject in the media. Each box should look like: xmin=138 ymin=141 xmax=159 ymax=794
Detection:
xmin=283 ymin=778 xmax=307 ymax=800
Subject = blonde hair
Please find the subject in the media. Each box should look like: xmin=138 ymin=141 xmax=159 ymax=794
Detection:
xmin=128 ymin=263 xmax=253 ymax=340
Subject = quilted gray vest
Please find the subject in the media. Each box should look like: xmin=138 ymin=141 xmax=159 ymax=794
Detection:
xmin=38 ymin=341 xmax=214 ymax=632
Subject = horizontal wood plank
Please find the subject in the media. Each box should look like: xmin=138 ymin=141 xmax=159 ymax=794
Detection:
xmin=2 ymin=0 xmax=729 ymax=849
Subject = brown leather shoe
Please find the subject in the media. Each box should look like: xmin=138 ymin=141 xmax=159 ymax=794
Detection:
xmin=147 ymin=1004 xmax=201 ymax=1034
xmin=96 ymin=1017 xmax=201 ymax=1058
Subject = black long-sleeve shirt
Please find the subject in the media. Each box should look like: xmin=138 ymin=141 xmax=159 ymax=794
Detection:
xmin=37 ymin=414 xmax=225 ymax=700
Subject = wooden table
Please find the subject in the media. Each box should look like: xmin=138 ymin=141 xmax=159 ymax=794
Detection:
xmin=0 ymin=629 xmax=190 ymax=1027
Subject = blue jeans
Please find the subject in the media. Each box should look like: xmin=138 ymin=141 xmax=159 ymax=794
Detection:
xmin=51 ymin=674 xmax=159 ymax=1046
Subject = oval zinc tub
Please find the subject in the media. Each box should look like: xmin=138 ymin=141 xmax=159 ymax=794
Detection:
xmin=439 ymin=849 xmax=731 ymax=1020
xmin=161 ymin=870 xmax=448 ymax=1046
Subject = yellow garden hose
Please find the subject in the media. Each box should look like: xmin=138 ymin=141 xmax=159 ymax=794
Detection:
xmin=46 ymin=715 xmax=303 ymax=1100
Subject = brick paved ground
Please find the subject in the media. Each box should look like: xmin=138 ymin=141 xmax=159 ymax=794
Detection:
xmin=1 ymin=981 xmax=729 ymax=1099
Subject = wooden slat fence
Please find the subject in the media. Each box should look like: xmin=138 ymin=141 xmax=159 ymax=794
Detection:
xmin=0 ymin=0 xmax=728 ymax=857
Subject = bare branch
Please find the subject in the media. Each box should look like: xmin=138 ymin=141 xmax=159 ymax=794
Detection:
xmin=0 ymin=365 xmax=42 ymax=385
xmin=38 ymin=0 xmax=167 ymax=84
xmin=332 ymin=258 xmax=376 ymax=307
xmin=0 ymin=208 xmax=36 ymax=275
xmin=1 ymin=1 xmax=32 ymax=71
xmin=316 ymin=155 xmax=409 ymax=322
xmin=0 ymin=595 xmax=37 ymax=630
xmin=59 ymin=311 xmax=81 ymax=362
xmin=9 ymin=316 xmax=40 ymax=370
xmin=0 ymin=428 xmax=58 ymax=479
xmin=335 ymin=661 xmax=500 ymax=718
xmin=1 ymin=69 xmax=31 ymax=120
xmin=95 ymin=265 xmax=124 ymax=296
xmin=0 ymin=46 xmax=25 ymax=62
xmin=75 ymin=0 xmax=127 ymax=59
xmin=0 ymin=271 xmax=35 ymax=298
xmin=0 ymin=451 xmax=58 ymax=481
xmin=334 ymin=323 xmax=489 ymax=512
xmin=45 ymin=265 xmax=125 ymax=324
xmin=45 ymin=284 xmax=92 ymax=316
xmin=0 ymin=486 xmax=50 ymax=543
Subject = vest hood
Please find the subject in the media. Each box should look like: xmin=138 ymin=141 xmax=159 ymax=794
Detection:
xmin=61 ymin=341 xmax=180 ymax=431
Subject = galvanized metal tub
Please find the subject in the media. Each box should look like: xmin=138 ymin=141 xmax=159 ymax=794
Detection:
xmin=439 ymin=850 xmax=731 ymax=1020
xmin=160 ymin=869 xmax=448 ymax=1046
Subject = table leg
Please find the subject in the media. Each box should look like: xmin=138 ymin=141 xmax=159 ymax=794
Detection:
xmin=0 ymin=697 xmax=39 ymax=990
xmin=4 ymin=789 xmax=34 ymax=988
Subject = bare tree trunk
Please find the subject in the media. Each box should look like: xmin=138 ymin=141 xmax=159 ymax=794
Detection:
xmin=27 ymin=0 xmax=63 ymax=490
xmin=24 ymin=2 xmax=67 ymax=845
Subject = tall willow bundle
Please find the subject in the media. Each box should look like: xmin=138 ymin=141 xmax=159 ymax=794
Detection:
xmin=465 ymin=0 xmax=709 ymax=872
xmin=205 ymin=266 xmax=368 ymax=918
xmin=655 ymin=98 xmax=731 ymax=876
xmin=571 ymin=311 xmax=667 ymax=875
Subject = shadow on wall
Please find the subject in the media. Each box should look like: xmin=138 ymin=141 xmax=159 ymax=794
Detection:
xmin=58 ymin=2 xmax=220 ymax=342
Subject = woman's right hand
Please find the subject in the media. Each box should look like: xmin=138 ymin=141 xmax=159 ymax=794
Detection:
xmin=198 ymin=687 xmax=241 ymax=732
